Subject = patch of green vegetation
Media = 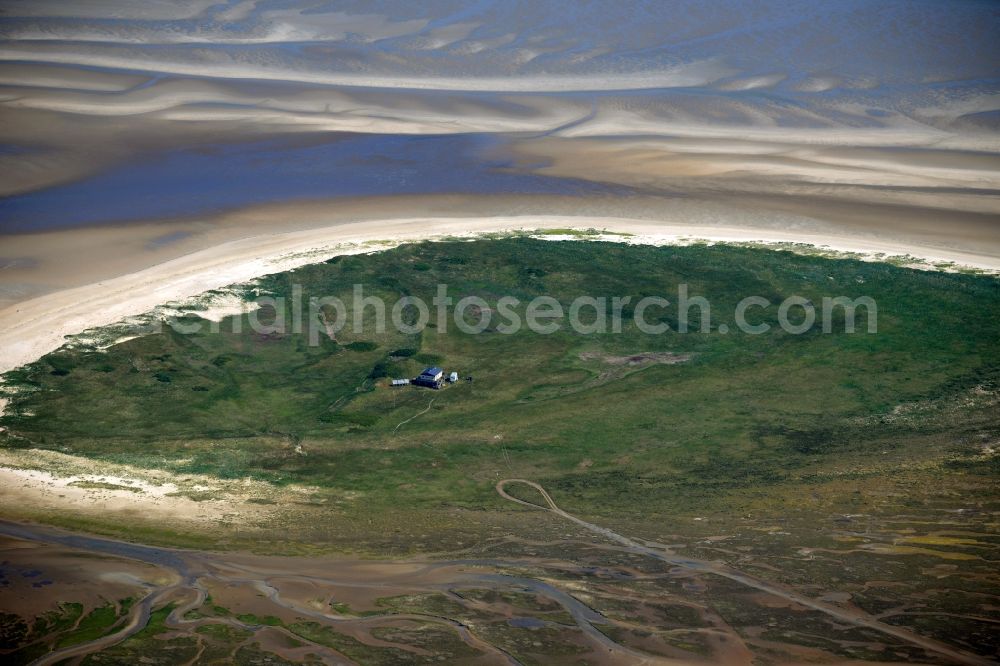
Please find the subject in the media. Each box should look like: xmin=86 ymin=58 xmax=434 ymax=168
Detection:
xmin=0 ymin=601 xmax=181 ymax=666
xmin=375 ymin=593 xmax=487 ymax=620
xmin=456 ymin=588 xmax=575 ymax=625
xmin=328 ymin=601 xmax=353 ymax=615
xmin=367 ymin=360 xmax=389 ymax=379
xmin=235 ymin=613 xmax=283 ymax=626
xmin=412 ymin=352 xmax=443 ymax=366
xmin=1 ymin=238 xmax=998 ymax=548
xmin=474 ymin=622 xmax=589 ymax=664
xmin=195 ymin=622 xmax=251 ymax=641
xmin=0 ymin=613 xmax=29 ymax=651
xmin=651 ymin=603 xmax=706 ymax=628
xmin=67 ymin=480 xmax=141 ymax=493
xmin=184 ymin=596 xmax=233 ymax=621
xmin=134 ymin=604 xmax=173 ymax=638
xmin=287 ymin=621 xmax=441 ymax=663
xmin=370 ymin=623 xmax=483 ymax=660
xmin=55 ymin=602 xmax=119 ymax=648
xmin=533 ymin=227 xmax=603 ymax=237
xmin=0 ymin=637 xmax=47 ymax=665
xmin=231 ymin=643 xmax=305 ymax=665
xmin=34 ymin=602 xmax=84 ymax=637
xmin=0 ymin=602 xmax=94 ymax=665
xmin=457 ymin=588 xmax=558 ymax=611
xmin=318 ymin=411 xmax=378 ymax=427
xmin=79 ymin=604 xmax=197 ymax=666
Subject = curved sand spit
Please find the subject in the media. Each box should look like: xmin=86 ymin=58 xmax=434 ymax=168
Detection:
xmin=2 ymin=215 xmax=999 ymax=379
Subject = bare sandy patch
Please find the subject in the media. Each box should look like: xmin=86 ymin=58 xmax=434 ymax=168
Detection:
xmin=0 ymin=448 xmax=314 ymax=531
xmin=512 ymin=136 xmax=1000 ymax=209
xmin=0 ymin=62 xmax=148 ymax=91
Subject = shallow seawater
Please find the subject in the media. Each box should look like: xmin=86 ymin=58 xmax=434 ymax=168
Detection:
xmin=0 ymin=132 xmax=624 ymax=232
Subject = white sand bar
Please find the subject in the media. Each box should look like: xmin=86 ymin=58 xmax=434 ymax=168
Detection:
xmin=2 ymin=215 xmax=999 ymax=377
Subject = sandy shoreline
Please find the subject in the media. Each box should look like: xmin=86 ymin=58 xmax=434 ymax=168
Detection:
xmin=0 ymin=446 xmax=323 ymax=543
xmin=1 ymin=214 xmax=999 ymax=379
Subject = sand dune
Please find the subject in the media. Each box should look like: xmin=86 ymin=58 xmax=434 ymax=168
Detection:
xmin=0 ymin=46 xmax=732 ymax=92
xmin=0 ymin=62 xmax=147 ymax=91
xmin=1 ymin=2 xmax=996 ymax=203
xmin=1 ymin=0 xmax=995 ymax=87
xmin=511 ymin=136 xmax=1000 ymax=211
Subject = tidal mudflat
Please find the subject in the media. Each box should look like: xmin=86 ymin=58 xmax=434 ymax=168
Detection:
xmin=1 ymin=2 xmax=998 ymax=664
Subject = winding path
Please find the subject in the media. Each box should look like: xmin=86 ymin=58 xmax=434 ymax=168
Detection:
xmin=496 ymin=479 xmax=993 ymax=666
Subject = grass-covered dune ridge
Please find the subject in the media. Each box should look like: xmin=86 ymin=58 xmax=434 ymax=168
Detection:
xmin=1 ymin=238 xmax=998 ymax=548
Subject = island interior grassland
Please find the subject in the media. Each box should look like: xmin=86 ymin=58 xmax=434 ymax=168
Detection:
xmin=1 ymin=238 xmax=996 ymax=546
xmin=1 ymin=238 xmax=999 ymax=662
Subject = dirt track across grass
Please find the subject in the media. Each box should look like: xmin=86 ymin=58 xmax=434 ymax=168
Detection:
xmin=495 ymin=478 xmax=994 ymax=666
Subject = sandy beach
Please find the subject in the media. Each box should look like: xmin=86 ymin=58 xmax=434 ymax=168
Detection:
xmin=2 ymin=213 xmax=998 ymax=379
xmin=0 ymin=445 xmax=321 ymax=533
xmin=0 ymin=4 xmax=998 ymax=663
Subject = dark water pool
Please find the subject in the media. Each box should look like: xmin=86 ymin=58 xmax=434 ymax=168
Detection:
xmin=0 ymin=133 xmax=624 ymax=233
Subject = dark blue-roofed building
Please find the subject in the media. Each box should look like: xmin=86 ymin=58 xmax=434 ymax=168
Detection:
xmin=413 ymin=367 xmax=444 ymax=389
